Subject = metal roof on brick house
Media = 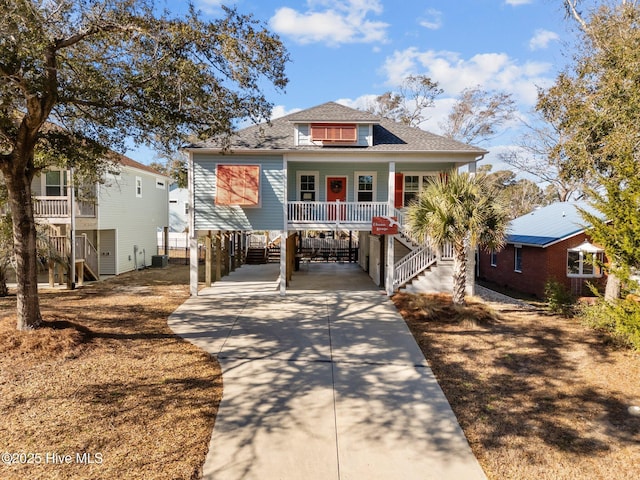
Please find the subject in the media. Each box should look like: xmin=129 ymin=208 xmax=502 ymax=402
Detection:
xmin=507 ymin=202 xmax=603 ymax=247
xmin=187 ymin=101 xmax=487 ymax=155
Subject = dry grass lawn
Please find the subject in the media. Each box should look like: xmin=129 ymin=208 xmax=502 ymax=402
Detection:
xmin=393 ymin=292 xmax=640 ymax=480
xmin=3 ymin=264 xmax=639 ymax=480
xmin=0 ymin=265 xmax=221 ymax=480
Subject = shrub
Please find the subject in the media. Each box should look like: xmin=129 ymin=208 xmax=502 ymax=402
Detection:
xmin=544 ymin=279 xmax=576 ymax=317
xmin=581 ymin=298 xmax=640 ymax=351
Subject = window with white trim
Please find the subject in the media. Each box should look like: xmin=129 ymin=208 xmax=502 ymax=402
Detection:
xmin=567 ymin=243 xmax=604 ymax=278
xmin=403 ymin=173 xmax=437 ymax=206
xmin=135 ymin=176 xmax=142 ymax=198
xmin=297 ymin=171 xmax=318 ymax=201
xmin=490 ymin=250 xmax=497 ymax=267
xmin=45 ymin=170 xmax=68 ymax=196
xmin=355 ymin=172 xmax=376 ymax=202
xmin=514 ymin=245 xmax=523 ymax=272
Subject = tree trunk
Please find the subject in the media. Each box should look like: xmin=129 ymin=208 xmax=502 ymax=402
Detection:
xmin=0 ymin=265 xmax=8 ymax=297
xmin=604 ymin=272 xmax=621 ymax=302
xmin=452 ymin=243 xmax=467 ymax=306
xmin=4 ymin=168 xmax=42 ymax=330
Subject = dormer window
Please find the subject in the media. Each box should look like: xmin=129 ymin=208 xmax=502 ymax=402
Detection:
xmin=310 ymin=123 xmax=357 ymax=143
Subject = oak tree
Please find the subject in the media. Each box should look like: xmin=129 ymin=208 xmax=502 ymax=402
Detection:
xmin=0 ymin=0 xmax=288 ymax=329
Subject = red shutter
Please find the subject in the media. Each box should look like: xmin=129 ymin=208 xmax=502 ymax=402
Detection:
xmin=394 ymin=173 xmax=403 ymax=208
xmin=215 ymin=165 xmax=260 ymax=206
xmin=311 ymin=124 xmax=357 ymax=142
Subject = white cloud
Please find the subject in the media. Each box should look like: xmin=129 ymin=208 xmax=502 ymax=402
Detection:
xmin=529 ymin=29 xmax=560 ymax=50
xmin=269 ymin=1 xmax=389 ymax=46
xmin=335 ymin=94 xmax=379 ymax=112
xmin=504 ymin=0 xmax=533 ymax=5
xmin=419 ymin=9 xmax=443 ymax=30
xmin=380 ymin=47 xmax=554 ymax=106
xmin=270 ymin=105 xmax=302 ymax=120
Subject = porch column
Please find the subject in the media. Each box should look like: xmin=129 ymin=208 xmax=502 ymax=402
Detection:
xmin=163 ymin=226 xmax=169 ymax=256
xmin=69 ymin=168 xmax=76 ymax=290
xmin=215 ymin=231 xmax=222 ymax=282
xmin=188 ymin=151 xmax=198 ymax=296
xmin=205 ymin=231 xmax=212 ymax=287
xmin=189 ymin=234 xmax=198 ymax=296
xmin=280 ymin=154 xmax=288 ymax=295
xmin=385 ymin=162 xmax=396 ymax=295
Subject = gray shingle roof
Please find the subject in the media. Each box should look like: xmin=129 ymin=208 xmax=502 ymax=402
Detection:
xmin=189 ymin=101 xmax=487 ymax=155
xmin=285 ymin=102 xmax=381 ymax=123
xmin=507 ymin=202 xmax=603 ymax=247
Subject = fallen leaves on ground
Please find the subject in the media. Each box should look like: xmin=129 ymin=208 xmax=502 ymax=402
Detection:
xmin=0 ymin=265 xmax=221 ymax=480
xmin=393 ymin=292 xmax=640 ymax=480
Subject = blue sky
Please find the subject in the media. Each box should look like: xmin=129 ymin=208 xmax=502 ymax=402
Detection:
xmin=132 ymin=0 xmax=581 ymax=171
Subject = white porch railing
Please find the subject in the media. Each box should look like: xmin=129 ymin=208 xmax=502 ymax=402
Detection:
xmin=288 ymin=201 xmax=389 ymax=225
xmin=33 ymin=196 xmax=96 ymax=218
xmin=441 ymin=241 xmax=455 ymax=260
xmin=34 ymin=197 xmax=69 ymax=217
xmin=393 ymin=208 xmax=421 ymax=245
xmin=393 ymin=243 xmax=438 ymax=290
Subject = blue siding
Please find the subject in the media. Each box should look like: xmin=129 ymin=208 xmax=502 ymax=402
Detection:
xmin=193 ymin=154 xmax=284 ymax=231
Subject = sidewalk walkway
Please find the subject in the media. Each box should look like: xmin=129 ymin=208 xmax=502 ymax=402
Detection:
xmin=169 ymin=263 xmax=487 ymax=480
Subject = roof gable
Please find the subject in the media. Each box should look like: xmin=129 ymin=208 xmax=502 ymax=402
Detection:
xmin=286 ymin=102 xmax=380 ymax=123
xmin=188 ymin=101 xmax=486 ymax=155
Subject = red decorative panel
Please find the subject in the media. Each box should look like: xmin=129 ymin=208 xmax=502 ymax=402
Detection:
xmin=215 ymin=165 xmax=260 ymax=206
xmin=311 ymin=123 xmax=357 ymax=142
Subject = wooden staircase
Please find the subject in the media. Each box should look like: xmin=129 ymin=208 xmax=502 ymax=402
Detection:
xmin=245 ymin=248 xmax=268 ymax=264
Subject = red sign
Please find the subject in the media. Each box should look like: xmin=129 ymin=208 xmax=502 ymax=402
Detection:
xmin=372 ymin=216 xmax=399 ymax=235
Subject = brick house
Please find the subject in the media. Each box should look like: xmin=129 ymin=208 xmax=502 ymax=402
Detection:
xmin=477 ymin=202 xmax=606 ymax=298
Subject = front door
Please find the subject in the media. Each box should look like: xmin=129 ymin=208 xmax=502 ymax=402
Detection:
xmin=326 ymin=176 xmax=347 ymax=221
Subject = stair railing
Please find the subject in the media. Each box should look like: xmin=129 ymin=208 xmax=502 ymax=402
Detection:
xmin=392 ymin=243 xmax=438 ymax=290
xmin=75 ymin=234 xmax=99 ymax=278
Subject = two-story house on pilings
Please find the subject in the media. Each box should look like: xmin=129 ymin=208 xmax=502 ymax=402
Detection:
xmin=185 ymin=102 xmax=486 ymax=296
xmin=33 ymin=155 xmax=171 ymax=286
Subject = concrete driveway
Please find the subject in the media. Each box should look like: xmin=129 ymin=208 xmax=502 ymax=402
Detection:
xmin=169 ymin=262 xmax=486 ymax=480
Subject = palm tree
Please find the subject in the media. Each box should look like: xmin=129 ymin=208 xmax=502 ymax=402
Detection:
xmin=407 ymin=170 xmax=509 ymax=305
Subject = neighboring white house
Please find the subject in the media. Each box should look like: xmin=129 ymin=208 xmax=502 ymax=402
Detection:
xmin=33 ymin=155 xmax=171 ymax=281
xmin=168 ymin=187 xmax=189 ymax=233
xmin=156 ymin=187 xmax=190 ymax=249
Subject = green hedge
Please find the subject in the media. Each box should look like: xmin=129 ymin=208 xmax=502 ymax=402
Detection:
xmin=581 ymin=298 xmax=640 ymax=351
